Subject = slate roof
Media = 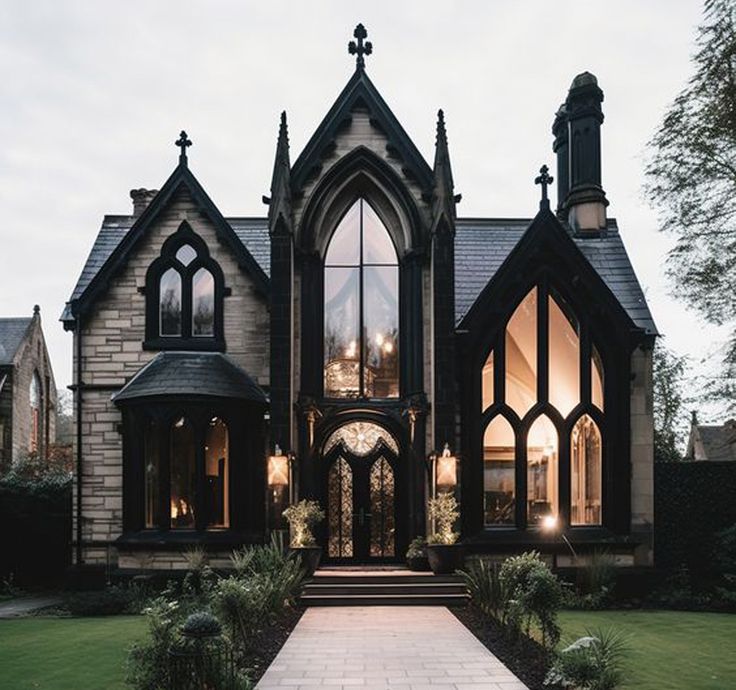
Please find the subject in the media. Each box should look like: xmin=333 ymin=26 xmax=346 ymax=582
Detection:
xmin=63 ymin=214 xmax=656 ymax=335
xmin=454 ymin=218 xmax=658 ymax=334
xmin=695 ymin=423 xmax=736 ymax=462
xmin=112 ymin=352 xmax=267 ymax=404
xmin=0 ymin=317 xmax=32 ymax=365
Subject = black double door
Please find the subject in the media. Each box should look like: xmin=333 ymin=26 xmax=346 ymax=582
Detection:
xmin=323 ymin=444 xmax=398 ymax=563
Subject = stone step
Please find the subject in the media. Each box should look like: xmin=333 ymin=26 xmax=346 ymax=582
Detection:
xmin=303 ymin=582 xmax=467 ymax=596
xmin=300 ymin=592 xmax=468 ymax=607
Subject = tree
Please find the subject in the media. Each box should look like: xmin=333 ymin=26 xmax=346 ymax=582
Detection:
xmin=653 ymin=343 xmax=690 ymax=463
xmin=645 ymin=0 xmax=736 ymax=413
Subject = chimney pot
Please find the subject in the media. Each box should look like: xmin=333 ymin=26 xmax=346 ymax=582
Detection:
xmin=130 ymin=188 xmax=158 ymax=217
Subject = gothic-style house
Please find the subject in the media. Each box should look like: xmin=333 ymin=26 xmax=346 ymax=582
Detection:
xmin=63 ymin=26 xmax=656 ymax=573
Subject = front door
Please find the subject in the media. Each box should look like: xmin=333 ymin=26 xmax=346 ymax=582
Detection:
xmin=323 ymin=442 xmax=398 ymax=563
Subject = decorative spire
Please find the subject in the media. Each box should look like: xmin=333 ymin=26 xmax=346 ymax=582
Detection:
xmin=535 ymin=164 xmax=554 ymax=210
xmin=348 ymin=23 xmax=372 ymax=70
xmin=268 ymin=111 xmax=292 ymax=230
xmin=432 ymin=109 xmax=457 ymax=226
xmin=175 ymin=130 xmax=192 ymax=166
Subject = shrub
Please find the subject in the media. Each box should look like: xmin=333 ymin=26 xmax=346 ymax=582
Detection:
xmin=499 ymin=551 xmax=563 ymax=647
xmin=545 ymin=627 xmax=629 ymax=690
xmin=406 ymin=537 xmax=427 ymax=560
xmin=65 ymin=586 xmax=132 ymax=616
xmin=459 ymin=558 xmax=504 ymax=619
xmin=182 ymin=611 xmax=222 ymax=638
xmin=282 ymin=499 xmax=324 ymax=547
xmin=427 ymin=492 xmax=459 ymax=545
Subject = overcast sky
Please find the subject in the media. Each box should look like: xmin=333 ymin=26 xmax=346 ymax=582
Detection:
xmin=0 ymin=0 xmax=726 ymax=419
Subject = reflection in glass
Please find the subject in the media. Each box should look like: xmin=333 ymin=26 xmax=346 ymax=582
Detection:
xmin=549 ymin=295 xmax=580 ymax=417
xmin=506 ymin=288 xmax=537 ymax=417
xmin=527 ymin=415 xmax=558 ymax=524
xmin=160 ymin=268 xmax=182 ymax=336
xmin=170 ymin=417 xmax=195 ymax=528
xmin=323 ymin=197 xmax=399 ymax=398
xmin=324 ymin=267 xmax=360 ymax=397
xmin=571 ymin=415 xmax=602 ymax=525
xmin=176 ymin=244 xmax=197 ymax=266
xmin=328 ymin=457 xmax=354 ymax=558
xmin=205 ymin=418 xmax=229 ymax=528
xmin=144 ymin=420 xmax=160 ymax=528
xmin=592 ymin=345 xmax=604 ymax=411
xmin=192 ymin=268 xmax=215 ymax=336
xmin=484 ymin=416 xmax=515 ymax=525
xmin=364 ymin=266 xmax=399 ymax=397
xmin=370 ymin=457 xmax=395 ymax=557
xmin=482 ymin=350 xmax=494 ymax=411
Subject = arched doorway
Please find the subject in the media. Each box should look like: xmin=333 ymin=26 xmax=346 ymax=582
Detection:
xmin=321 ymin=421 xmax=399 ymax=563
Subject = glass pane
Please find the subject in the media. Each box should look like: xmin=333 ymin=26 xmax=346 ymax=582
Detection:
xmin=170 ymin=417 xmax=195 ymax=529
xmin=527 ymin=415 xmax=558 ymax=525
xmin=505 ymin=288 xmax=537 ymax=417
xmin=323 ymin=421 xmax=398 ymax=456
xmin=29 ymin=374 xmax=41 ymax=409
xmin=482 ymin=351 xmax=494 ymax=411
xmin=363 ymin=266 xmax=399 ymax=398
xmin=549 ymin=294 xmax=580 ymax=417
xmin=592 ymin=345 xmax=604 ymax=411
xmin=328 ymin=457 xmax=354 ymax=558
xmin=160 ymin=268 xmax=182 ymax=336
xmin=571 ymin=415 xmax=602 ymax=525
xmin=325 ymin=200 xmax=360 ymax=266
xmin=192 ymin=268 xmax=215 ymax=336
xmin=175 ymin=244 xmax=197 ymax=266
xmin=483 ymin=416 xmax=515 ymax=526
xmin=324 ymin=267 xmax=360 ymax=397
xmin=370 ymin=457 xmax=396 ymax=557
xmin=144 ymin=420 xmax=160 ymax=528
xmin=363 ymin=201 xmax=397 ymax=264
xmin=205 ymin=418 xmax=229 ymax=528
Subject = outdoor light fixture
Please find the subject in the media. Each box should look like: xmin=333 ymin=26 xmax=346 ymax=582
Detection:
xmin=435 ymin=443 xmax=458 ymax=489
xmin=267 ymin=444 xmax=290 ymax=489
xmin=541 ymin=513 xmax=578 ymax=565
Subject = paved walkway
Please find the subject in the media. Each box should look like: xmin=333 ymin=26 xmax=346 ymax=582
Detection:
xmin=0 ymin=596 xmax=61 ymax=619
xmin=256 ymin=606 xmax=527 ymax=690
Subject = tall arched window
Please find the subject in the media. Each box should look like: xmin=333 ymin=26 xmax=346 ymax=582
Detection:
xmin=480 ymin=283 xmax=605 ymax=529
xmin=145 ymin=223 xmax=225 ymax=349
xmin=170 ymin=417 xmax=196 ymax=529
xmin=324 ymin=199 xmax=399 ymax=398
xmin=29 ymin=372 xmax=42 ymax=453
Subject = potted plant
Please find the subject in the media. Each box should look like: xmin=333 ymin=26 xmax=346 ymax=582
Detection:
xmin=426 ymin=492 xmax=464 ymax=574
xmin=406 ymin=536 xmax=431 ymax=571
xmin=282 ymin=499 xmax=325 ymax=576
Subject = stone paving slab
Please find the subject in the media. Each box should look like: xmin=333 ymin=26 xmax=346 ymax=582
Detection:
xmin=256 ymin=606 xmax=527 ymax=690
xmin=0 ymin=597 xmax=62 ymax=619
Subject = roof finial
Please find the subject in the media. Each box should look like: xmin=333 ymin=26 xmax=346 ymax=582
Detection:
xmin=535 ymin=164 xmax=554 ymax=210
xmin=175 ymin=130 xmax=192 ymax=166
xmin=348 ymin=23 xmax=372 ymax=70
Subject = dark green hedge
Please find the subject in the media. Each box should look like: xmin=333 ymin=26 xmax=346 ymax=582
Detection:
xmin=655 ymin=461 xmax=736 ymax=580
xmin=0 ymin=483 xmax=71 ymax=585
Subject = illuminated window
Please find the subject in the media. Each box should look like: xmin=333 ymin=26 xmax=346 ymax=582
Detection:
xmin=324 ymin=199 xmax=399 ymax=399
xmin=592 ymin=345 xmax=604 ymax=411
xmin=571 ymin=415 xmax=602 ymax=525
xmin=505 ymin=288 xmax=537 ymax=417
xmin=482 ymin=350 xmax=494 ymax=411
xmin=548 ymin=294 xmax=580 ymax=417
xmin=527 ymin=415 xmax=558 ymax=524
xmin=483 ymin=416 xmax=515 ymax=525
xmin=205 ymin=418 xmax=229 ymax=528
xmin=170 ymin=417 xmax=196 ymax=529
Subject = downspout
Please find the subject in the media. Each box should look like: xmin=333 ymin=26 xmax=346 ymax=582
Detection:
xmin=75 ymin=318 xmax=83 ymax=566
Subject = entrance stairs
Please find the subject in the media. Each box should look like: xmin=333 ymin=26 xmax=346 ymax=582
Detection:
xmin=300 ymin=567 xmax=468 ymax=607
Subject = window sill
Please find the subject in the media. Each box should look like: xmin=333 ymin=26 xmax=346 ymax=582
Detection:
xmin=142 ymin=337 xmax=225 ymax=352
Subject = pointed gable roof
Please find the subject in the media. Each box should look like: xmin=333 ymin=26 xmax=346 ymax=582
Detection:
xmin=290 ymin=66 xmax=433 ymax=196
xmin=0 ymin=317 xmax=33 ymax=365
xmin=64 ymin=156 xmax=269 ymax=325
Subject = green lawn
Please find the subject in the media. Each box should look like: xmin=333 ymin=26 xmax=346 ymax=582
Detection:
xmin=559 ymin=610 xmax=736 ymax=690
xmin=0 ymin=615 xmax=146 ymax=690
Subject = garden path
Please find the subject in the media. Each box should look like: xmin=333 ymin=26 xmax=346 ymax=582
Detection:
xmin=256 ymin=606 xmax=527 ymax=690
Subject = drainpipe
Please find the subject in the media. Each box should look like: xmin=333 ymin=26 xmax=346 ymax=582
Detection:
xmin=75 ymin=318 xmax=84 ymax=566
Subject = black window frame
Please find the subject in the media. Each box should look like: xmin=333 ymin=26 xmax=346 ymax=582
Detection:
xmin=144 ymin=221 xmax=227 ymax=351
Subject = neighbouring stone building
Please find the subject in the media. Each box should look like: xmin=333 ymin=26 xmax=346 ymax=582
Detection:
xmin=62 ymin=26 xmax=656 ymax=574
xmin=686 ymin=413 xmax=736 ymax=462
xmin=0 ymin=306 xmax=57 ymax=469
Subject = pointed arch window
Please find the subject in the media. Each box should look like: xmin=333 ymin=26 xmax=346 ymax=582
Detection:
xmin=324 ymin=199 xmax=399 ymax=398
xmin=145 ymin=223 xmax=226 ymax=350
xmin=29 ymin=372 xmax=42 ymax=453
xmin=479 ymin=282 xmax=606 ymax=529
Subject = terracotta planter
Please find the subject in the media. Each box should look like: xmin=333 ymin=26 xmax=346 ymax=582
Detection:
xmin=290 ymin=546 xmax=322 ymax=576
xmin=406 ymin=555 xmax=431 ymax=572
xmin=426 ymin=543 xmax=465 ymax=574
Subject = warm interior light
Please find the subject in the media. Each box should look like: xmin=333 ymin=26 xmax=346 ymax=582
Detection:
xmin=267 ymin=446 xmax=290 ymax=487
xmin=344 ymin=340 xmax=357 ymax=358
xmin=435 ymin=443 xmax=458 ymax=488
xmin=541 ymin=514 xmax=558 ymax=532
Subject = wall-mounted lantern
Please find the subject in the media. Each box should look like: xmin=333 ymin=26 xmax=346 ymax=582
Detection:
xmin=267 ymin=444 xmax=290 ymax=493
xmin=267 ymin=444 xmax=294 ymax=531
